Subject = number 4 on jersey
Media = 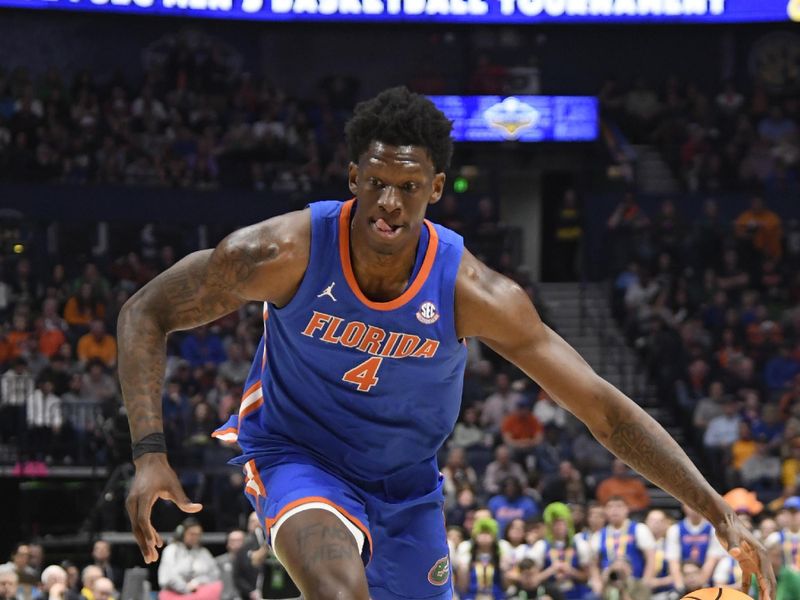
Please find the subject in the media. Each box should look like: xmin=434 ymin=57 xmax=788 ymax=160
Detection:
xmin=342 ymin=356 xmax=383 ymax=392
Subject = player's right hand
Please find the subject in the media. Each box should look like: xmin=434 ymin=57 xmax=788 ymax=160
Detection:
xmin=127 ymin=452 xmax=203 ymax=563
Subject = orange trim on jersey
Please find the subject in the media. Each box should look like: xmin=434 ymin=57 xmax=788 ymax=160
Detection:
xmin=211 ymin=427 xmax=238 ymax=439
xmin=242 ymin=380 xmax=261 ymax=400
xmin=338 ymin=198 xmax=439 ymax=311
xmin=239 ymin=381 xmax=264 ymax=419
xmin=239 ymin=396 xmax=264 ymax=419
xmin=265 ymin=495 xmax=373 ymax=560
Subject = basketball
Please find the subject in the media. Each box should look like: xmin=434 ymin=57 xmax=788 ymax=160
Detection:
xmin=681 ymin=588 xmax=753 ymax=600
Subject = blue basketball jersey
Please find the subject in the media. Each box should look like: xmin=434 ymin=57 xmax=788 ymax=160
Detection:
xmin=215 ymin=199 xmax=467 ymax=493
xmin=678 ymin=519 xmax=713 ymax=564
xmin=598 ymin=521 xmax=646 ymax=579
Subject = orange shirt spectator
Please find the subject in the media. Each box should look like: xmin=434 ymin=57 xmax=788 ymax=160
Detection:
xmin=596 ymin=459 xmax=651 ymax=512
xmin=77 ymin=321 xmax=117 ymax=367
xmin=38 ymin=327 xmax=66 ymax=358
xmin=3 ymin=315 xmax=31 ymax=362
xmin=734 ymin=196 xmax=783 ymax=259
xmin=731 ymin=438 xmax=757 ymax=471
xmin=64 ymin=283 xmax=106 ymax=327
xmin=501 ymin=401 xmax=543 ymax=447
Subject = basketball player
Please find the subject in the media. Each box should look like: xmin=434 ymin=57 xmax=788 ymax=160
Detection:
xmin=119 ymin=87 xmax=775 ymax=600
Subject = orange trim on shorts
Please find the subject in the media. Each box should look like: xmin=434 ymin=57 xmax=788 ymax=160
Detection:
xmin=244 ymin=459 xmax=267 ymax=498
xmin=265 ymin=495 xmax=373 ymax=560
xmin=247 ymin=459 xmax=267 ymax=497
xmin=338 ymin=198 xmax=439 ymax=312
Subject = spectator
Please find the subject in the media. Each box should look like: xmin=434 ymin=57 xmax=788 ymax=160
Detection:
xmin=483 ymin=445 xmax=527 ymax=496
xmin=530 ymin=502 xmax=591 ymax=599
xmin=665 ymin=504 xmax=724 ymax=590
xmin=533 ymin=424 xmax=572 ymax=476
xmin=157 ymin=518 xmax=222 ymax=600
xmin=692 ymin=381 xmax=726 ymax=432
xmin=751 ymin=544 xmax=800 ymax=600
xmin=591 ymin=497 xmax=655 ymax=587
xmin=488 ymin=477 xmax=539 ymax=534
xmin=644 ymin=510 xmax=675 ymax=599
xmin=595 ymin=459 xmax=651 ymax=513
xmin=89 ymin=579 xmax=113 ymax=600
xmin=481 ymin=373 xmax=523 ymax=433
xmin=576 ymin=502 xmax=606 ymax=545
xmin=63 ymin=283 xmax=105 ymax=330
xmin=449 ymin=406 xmax=491 ymax=450
xmin=740 ymin=441 xmax=782 ymax=500
xmin=26 ymin=377 xmax=64 ymax=458
xmin=540 ymin=461 xmax=587 ymax=507
xmin=215 ymin=530 xmax=244 ymax=600
xmin=76 ymin=321 xmax=117 ymax=368
xmin=79 ymin=566 xmax=102 ymax=600
xmin=0 ymin=546 xmax=36 ymax=587
xmin=217 ymin=343 xmax=249 ymax=386
xmin=456 ymin=517 xmax=505 ymax=600
xmin=599 ymin=557 xmax=650 ymax=600
xmin=703 ymin=397 xmax=741 ymax=466
xmin=26 ymin=546 xmax=42 ymax=581
xmin=735 ymin=196 xmax=783 ymax=260
xmin=682 ymin=560 xmax=710 ymax=594
xmin=506 ymin=558 xmax=563 ymax=600
xmin=553 ymin=189 xmax=583 ymax=281
xmin=233 ymin=513 xmax=264 ymax=600
xmin=764 ymin=496 xmax=800 ymax=570
xmin=1 ymin=359 xmax=34 ymax=442
xmin=40 ymin=565 xmax=79 ymax=600
xmin=441 ymin=447 xmax=478 ymax=505
xmin=501 ymin=398 xmax=543 ymax=463
xmin=0 ymin=565 xmax=24 ymax=600
xmin=532 ymin=391 xmax=568 ymax=429
xmin=180 ymin=326 xmax=227 ymax=369
xmin=89 ymin=541 xmax=121 ymax=591
xmin=81 ymin=361 xmax=116 ymax=404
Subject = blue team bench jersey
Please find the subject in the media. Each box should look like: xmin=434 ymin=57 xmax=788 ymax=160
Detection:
xmin=214 ymin=199 xmax=468 ymax=494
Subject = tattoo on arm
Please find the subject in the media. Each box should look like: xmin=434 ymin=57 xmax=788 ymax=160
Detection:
xmin=606 ymin=405 xmax=714 ymax=517
xmin=119 ymin=234 xmax=279 ymax=444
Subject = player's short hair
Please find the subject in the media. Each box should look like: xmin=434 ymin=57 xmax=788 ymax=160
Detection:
xmin=344 ymin=86 xmax=453 ymax=173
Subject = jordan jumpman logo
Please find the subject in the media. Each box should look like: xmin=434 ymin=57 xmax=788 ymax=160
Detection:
xmin=317 ymin=282 xmax=337 ymax=302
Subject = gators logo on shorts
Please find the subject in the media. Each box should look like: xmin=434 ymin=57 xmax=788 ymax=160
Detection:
xmin=427 ymin=555 xmax=450 ymax=586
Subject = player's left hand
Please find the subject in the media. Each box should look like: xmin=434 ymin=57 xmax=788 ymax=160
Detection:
xmin=714 ymin=511 xmax=776 ymax=600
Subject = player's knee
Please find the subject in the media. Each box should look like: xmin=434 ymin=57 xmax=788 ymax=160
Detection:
xmin=304 ymin=565 xmax=368 ymax=600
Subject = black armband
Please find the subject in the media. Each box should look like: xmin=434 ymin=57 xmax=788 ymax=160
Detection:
xmin=132 ymin=432 xmax=167 ymax=460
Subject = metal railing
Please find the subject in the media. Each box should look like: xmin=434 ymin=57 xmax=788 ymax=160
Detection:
xmin=578 ymin=280 xmax=642 ymax=400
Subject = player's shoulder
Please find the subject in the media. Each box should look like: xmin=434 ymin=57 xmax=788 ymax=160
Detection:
xmin=224 ymin=206 xmax=311 ymax=256
xmin=454 ymin=248 xmax=532 ymax=339
xmin=217 ymin=207 xmax=311 ymax=305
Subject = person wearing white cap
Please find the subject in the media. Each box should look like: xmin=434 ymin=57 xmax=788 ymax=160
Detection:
xmin=765 ymin=496 xmax=800 ymax=571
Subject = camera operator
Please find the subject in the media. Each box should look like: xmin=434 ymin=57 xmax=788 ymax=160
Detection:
xmin=601 ymin=558 xmax=649 ymax=600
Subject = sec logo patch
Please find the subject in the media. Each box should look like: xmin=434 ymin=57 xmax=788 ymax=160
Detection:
xmin=416 ymin=301 xmax=439 ymax=325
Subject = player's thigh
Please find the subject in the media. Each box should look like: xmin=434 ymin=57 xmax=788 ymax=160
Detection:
xmin=273 ymin=507 xmax=370 ymax=600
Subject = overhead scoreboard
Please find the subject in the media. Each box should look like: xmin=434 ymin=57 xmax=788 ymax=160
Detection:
xmin=0 ymin=0 xmax=796 ymax=23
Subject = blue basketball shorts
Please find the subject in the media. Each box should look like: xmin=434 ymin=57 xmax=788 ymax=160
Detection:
xmin=238 ymin=456 xmax=453 ymax=600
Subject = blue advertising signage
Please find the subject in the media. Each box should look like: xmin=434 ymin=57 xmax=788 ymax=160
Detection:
xmin=428 ymin=96 xmax=598 ymax=142
xmin=0 ymin=0 xmax=796 ymax=23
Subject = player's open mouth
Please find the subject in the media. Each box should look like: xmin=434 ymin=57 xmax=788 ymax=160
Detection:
xmin=370 ymin=218 xmax=403 ymax=239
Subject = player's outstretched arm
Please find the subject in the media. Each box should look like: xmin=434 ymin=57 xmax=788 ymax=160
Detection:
xmin=118 ymin=209 xmax=309 ymax=563
xmin=454 ymin=250 xmax=775 ymax=600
